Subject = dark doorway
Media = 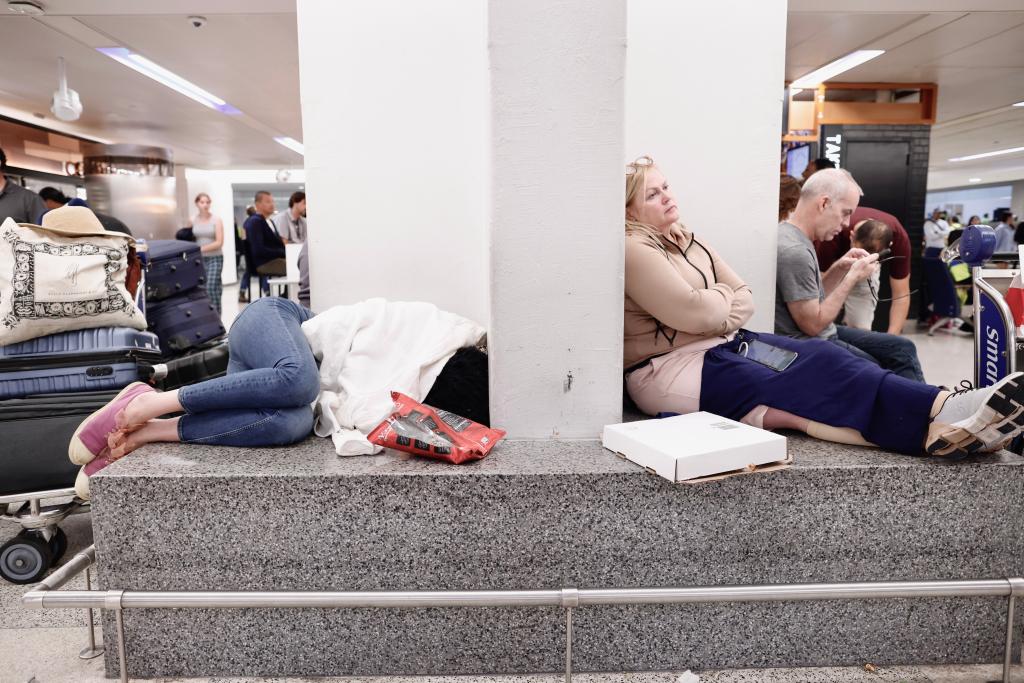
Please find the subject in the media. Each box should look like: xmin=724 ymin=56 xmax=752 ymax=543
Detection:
xmin=843 ymin=140 xmax=911 ymax=332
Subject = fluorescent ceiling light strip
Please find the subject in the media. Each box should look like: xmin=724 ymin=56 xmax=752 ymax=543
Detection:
xmin=274 ymin=137 xmax=304 ymax=155
xmin=97 ymin=47 xmax=240 ymax=114
xmin=949 ymin=146 xmax=1024 ymax=162
xmin=1014 ymin=101 xmax=1024 ymax=107
xmin=790 ymin=50 xmax=885 ymax=89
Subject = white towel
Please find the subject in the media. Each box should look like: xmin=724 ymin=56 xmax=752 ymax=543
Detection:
xmin=301 ymin=298 xmax=486 ymax=455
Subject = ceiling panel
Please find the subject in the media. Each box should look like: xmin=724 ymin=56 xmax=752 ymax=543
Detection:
xmin=787 ymin=7 xmax=1024 ymax=187
xmin=80 ymin=13 xmax=302 ymax=140
xmin=0 ymin=13 xmax=300 ymax=168
xmin=786 ymin=13 xmax=922 ymax=75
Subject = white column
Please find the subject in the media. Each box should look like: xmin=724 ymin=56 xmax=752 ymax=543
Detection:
xmin=295 ymin=0 xmax=489 ymax=325
xmin=626 ymin=0 xmax=788 ymax=332
xmin=489 ymin=0 xmax=627 ymax=438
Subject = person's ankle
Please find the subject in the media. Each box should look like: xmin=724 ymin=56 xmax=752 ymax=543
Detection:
xmin=119 ymin=391 xmax=154 ymax=428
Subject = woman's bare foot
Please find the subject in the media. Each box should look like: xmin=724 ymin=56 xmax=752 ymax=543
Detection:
xmin=109 ymin=417 xmax=182 ymax=459
xmin=115 ymin=389 xmax=184 ymax=430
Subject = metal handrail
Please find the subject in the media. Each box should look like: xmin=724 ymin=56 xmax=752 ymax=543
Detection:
xmin=24 ymin=545 xmax=1024 ymax=683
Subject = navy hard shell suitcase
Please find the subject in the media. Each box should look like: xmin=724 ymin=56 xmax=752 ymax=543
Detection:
xmin=146 ymin=290 xmax=225 ymax=356
xmin=144 ymin=340 xmax=229 ymax=390
xmin=145 ymin=240 xmax=206 ymax=302
xmin=0 ymin=328 xmax=162 ymax=399
xmin=0 ymin=390 xmax=118 ymax=496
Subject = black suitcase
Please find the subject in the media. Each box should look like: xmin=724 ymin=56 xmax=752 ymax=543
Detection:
xmin=0 ymin=390 xmax=119 ymax=496
xmin=144 ymin=240 xmax=206 ymax=302
xmin=0 ymin=328 xmax=162 ymax=400
xmin=146 ymin=290 xmax=226 ymax=356
xmin=143 ymin=341 xmax=230 ymax=390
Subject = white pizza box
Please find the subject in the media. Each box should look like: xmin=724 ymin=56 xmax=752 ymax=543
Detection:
xmin=602 ymin=412 xmax=789 ymax=484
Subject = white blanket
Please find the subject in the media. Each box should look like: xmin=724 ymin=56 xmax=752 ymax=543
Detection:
xmin=301 ymin=298 xmax=486 ymax=456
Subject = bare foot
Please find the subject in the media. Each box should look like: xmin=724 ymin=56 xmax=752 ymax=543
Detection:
xmin=108 ymin=431 xmax=140 ymax=460
xmin=115 ymin=392 xmax=151 ymax=430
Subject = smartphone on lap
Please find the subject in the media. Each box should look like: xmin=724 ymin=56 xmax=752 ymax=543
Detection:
xmin=741 ymin=339 xmax=798 ymax=372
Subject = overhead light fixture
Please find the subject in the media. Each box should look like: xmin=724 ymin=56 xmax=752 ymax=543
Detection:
xmin=1014 ymin=101 xmax=1024 ymax=107
xmin=790 ymin=50 xmax=886 ymax=89
xmin=949 ymin=146 xmax=1024 ymax=162
xmin=96 ymin=47 xmax=241 ymax=114
xmin=969 ymin=178 xmax=982 ymax=183
xmin=7 ymin=1 xmax=45 ymax=15
xmin=789 ymin=88 xmax=803 ymax=96
xmin=274 ymin=137 xmax=304 ymax=156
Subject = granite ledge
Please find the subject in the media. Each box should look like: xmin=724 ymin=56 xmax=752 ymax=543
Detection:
xmin=93 ymin=431 xmax=1024 ymax=483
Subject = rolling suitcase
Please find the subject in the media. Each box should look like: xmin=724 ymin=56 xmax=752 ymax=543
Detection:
xmin=143 ymin=340 xmax=230 ymax=390
xmin=146 ymin=289 xmax=226 ymax=356
xmin=0 ymin=390 xmax=119 ymax=496
xmin=0 ymin=328 xmax=162 ymax=399
xmin=144 ymin=239 xmax=206 ymax=302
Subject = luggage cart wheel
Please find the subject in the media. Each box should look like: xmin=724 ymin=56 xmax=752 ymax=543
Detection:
xmin=47 ymin=527 xmax=68 ymax=565
xmin=0 ymin=534 xmax=53 ymax=585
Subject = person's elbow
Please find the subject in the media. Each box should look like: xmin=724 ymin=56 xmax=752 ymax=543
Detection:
xmin=787 ymin=302 xmax=827 ymax=337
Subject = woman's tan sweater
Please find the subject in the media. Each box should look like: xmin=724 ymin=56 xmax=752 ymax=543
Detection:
xmin=624 ymin=224 xmax=754 ymax=368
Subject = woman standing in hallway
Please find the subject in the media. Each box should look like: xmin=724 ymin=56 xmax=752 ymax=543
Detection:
xmin=191 ymin=193 xmax=225 ymax=314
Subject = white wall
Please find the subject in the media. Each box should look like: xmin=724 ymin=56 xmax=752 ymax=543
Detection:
xmin=295 ymin=0 xmax=489 ymax=325
xmin=489 ymin=0 xmax=626 ymax=438
xmin=926 ymin=184 xmax=1014 ymax=224
xmin=626 ymin=0 xmax=788 ymax=332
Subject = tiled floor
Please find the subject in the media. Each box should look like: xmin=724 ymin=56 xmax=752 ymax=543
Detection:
xmin=0 ymin=303 xmax=986 ymax=682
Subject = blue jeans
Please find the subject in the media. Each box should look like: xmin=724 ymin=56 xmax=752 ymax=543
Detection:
xmin=177 ymin=298 xmax=319 ymax=446
xmin=830 ymin=325 xmax=925 ymax=382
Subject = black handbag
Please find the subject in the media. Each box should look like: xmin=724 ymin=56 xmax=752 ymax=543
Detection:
xmin=175 ymin=227 xmax=196 ymax=242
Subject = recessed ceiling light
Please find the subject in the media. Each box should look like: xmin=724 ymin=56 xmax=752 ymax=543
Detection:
xmin=969 ymin=178 xmax=982 ymax=183
xmin=1013 ymin=101 xmax=1024 ymax=107
xmin=949 ymin=146 xmax=1024 ymax=162
xmin=7 ymin=1 xmax=45 ymax=16
xmin=790 ymin=50 xmax=886 ymax=89
xmin=274 ymin=137 xmax=304 ymax=156
xmin=96 ymin=47 xmax=241 ymax=114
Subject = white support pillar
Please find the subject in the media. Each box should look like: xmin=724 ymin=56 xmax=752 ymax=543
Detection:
xmin=488 ymin=0 xmax=627 ymax=438
xmin=295 ymin=0 xmax=489 ymax=324
xmin=626 ymin=0 xmax=788 ymax=332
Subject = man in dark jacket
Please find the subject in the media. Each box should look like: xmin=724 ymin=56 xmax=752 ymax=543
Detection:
xmin=243 ymin=190 xmax=286 ymax=294
xmin=0 ymin=147 xmax=46 ymax=224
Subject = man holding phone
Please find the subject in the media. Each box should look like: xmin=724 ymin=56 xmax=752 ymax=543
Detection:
xmin=775 ymin=169 xmax=925 ymax=381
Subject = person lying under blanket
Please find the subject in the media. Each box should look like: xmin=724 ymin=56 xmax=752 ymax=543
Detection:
xmin=68 ymin=297 xmax=489 ymax=499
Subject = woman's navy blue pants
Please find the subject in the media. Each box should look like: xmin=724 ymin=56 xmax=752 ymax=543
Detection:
xmin=700 ymin=330 xmax=941 ymax=455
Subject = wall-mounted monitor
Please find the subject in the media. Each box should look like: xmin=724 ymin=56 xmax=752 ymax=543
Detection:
xmin=786 ymin=144 xmax=810 ymax=179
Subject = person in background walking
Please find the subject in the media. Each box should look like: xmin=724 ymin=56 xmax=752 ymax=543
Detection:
xmin=191 ymin=193 xmax=225 ymax=314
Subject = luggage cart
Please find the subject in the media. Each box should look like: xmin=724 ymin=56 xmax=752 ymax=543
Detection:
xmin=0 ymin=488 xmax=88 ymax=584
xmin=973 ymin=267 xmax=1024 ymax=388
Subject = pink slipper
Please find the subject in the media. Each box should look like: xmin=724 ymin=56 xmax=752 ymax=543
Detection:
xmin=68 ymin=382 xmax=154 ymax=465
xmin=75 ymin=450 xmax=117 ymax=500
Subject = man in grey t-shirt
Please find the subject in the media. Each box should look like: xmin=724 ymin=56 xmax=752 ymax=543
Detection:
xmin=774 ymin=169 xmax=925 ymax=382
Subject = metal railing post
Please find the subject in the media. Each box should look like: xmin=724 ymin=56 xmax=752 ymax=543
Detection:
xmin=562 ymin=588 xmax=578 ymax=683
xmin=115 ymin=609 xmax=128 ymax=683
xmin=79 ymin=566 xmax=104 ymax=659
xmin=1004 ymin=578 xmax=1024 ymax=683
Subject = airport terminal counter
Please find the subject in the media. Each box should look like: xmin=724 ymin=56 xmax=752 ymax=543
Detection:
xmin=90 ymin=434 xmax=1024 ymax=678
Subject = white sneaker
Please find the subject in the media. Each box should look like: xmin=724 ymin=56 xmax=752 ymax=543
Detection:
xmin=926 ymin=372 xmax=1024 ymax=457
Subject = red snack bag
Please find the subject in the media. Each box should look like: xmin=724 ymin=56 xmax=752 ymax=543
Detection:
xmin=368 ymin=391 xmax=506 ymax=464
